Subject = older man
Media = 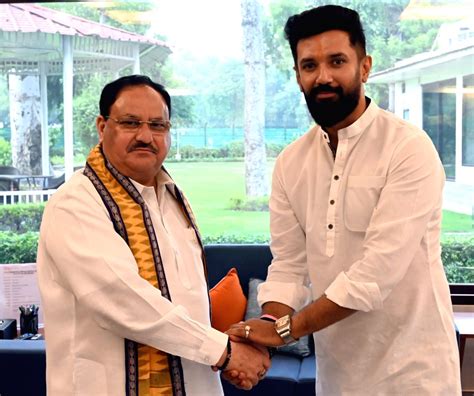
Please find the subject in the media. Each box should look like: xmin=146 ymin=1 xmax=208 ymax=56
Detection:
xmin=37 ymin=75 xmax=269 ymax=396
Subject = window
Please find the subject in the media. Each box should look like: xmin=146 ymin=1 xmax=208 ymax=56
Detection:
xmin=422 ymin=79 xmax=457 ymax=180
xmin=462 ymin=74 xmax=474 ymax=166
xmin=0 ymin=1 xmax=472 ymax=287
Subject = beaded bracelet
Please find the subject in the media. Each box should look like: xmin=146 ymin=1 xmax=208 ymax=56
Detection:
xmin=217 ymin=339 xmax=232 ymax=371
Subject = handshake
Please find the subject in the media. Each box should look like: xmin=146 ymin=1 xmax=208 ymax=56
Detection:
xmin=212 ymin=317 xmax=287 ymax=390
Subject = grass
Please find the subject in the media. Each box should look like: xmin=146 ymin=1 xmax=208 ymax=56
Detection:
xmin=164 ymin=160 xmax=272 ymax=237
xmin=442 ymin=210 xmax=473 ymax=233
xmin=164 ymin=160 xmax=473 ymax=239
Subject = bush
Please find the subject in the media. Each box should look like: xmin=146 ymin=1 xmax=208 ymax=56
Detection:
xmin=0 ymin=231 xmax=39 ymax=264
xmin=225 ymin=141 xmax=245 ymax=158
xmin=0 ymin=203 xmax=45 ymax=233
xmin=166 ymin=140 xmax=284 ymax=162
xmin=266 ymin=142 xmax=286 ymax=158
xmin=202 ymin=234 xmax=269 ymax=244
xmin=0 ymin=137 xmax=11 ymax=165
xmin=228 ymin=197 xmax=269 ymax=211
xmin=0 ymin=227 xmax=472 ymax=286
xmin=0 ymin=231 xmax=270 ymax=264
xmin=441 ymin=238 xmax=474 ymax=283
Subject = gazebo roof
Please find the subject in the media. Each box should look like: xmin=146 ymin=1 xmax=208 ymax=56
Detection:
xmin=0 ymin=3 xmax=172 ymax=75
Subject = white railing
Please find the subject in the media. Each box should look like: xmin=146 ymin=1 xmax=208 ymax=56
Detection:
xmin=0 ymin=189 xmax=57 ymax=205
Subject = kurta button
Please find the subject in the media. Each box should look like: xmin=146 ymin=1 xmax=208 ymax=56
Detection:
xmin=330 ymin=199 xmax=335 ymax=205
xmin=328 ymin=224 xmax=333 ymax=229
xmin=334 ymin=175 xmax=339 ymax=180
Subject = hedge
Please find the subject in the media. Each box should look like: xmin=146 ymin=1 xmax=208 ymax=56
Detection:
xmin=0 ymin=203 xmax=45 ymax=233
xmin=0 ymin=231 xmax=39 ymax=264
xmin=0 ymin=230 xmax=472 ymax=284
xmin=166 ymin=141 xmax=285 ymax=162
xmin=441 ymin=239 xmax=474 ymax=283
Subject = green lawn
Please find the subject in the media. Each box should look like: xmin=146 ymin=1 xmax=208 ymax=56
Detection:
xmin=165 ymin=161 xmax=272 ymax=237
xmin=164 ymin=161 xmax=473 ymax=239
xmin=441 ymin=210 xmax=473 ymax=232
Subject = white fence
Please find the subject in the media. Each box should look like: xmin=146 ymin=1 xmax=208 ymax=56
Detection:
xmin=0 ymin=189 xmax=56 ymax=205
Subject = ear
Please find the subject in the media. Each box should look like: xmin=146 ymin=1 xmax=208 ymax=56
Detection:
xmin=361 ymin=55 xmax=372 ymax=83
xmin=96 ymin=115 xmax=106 ymax=143
xmin=294 ymin=65 xmax=304 ymax=92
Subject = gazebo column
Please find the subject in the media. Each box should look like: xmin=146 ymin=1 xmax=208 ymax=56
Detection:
xmin=39 ymin=62 xmax=50 ymax=176
xmin=133 ymin=44 xmax=140 ymax=74
xmin=62 ymin=35 xmax=74 ymax=180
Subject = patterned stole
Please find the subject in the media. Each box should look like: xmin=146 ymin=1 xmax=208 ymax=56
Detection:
xmin=84 ymin=144 xmax=205 ymax=396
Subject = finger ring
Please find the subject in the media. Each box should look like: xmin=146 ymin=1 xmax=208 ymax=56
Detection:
xmin=244 ymin=325 xmax=251 ymax=339
xmin=259 ymin=369 xmax=266 ymax=378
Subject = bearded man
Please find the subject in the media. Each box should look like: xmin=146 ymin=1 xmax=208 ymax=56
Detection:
xmin=229 ymin=5 xmax=461 ymax=395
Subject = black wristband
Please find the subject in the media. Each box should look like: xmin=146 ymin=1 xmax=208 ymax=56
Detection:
xmin=217 ymin=339 xmax=232 ymax=371
xmin=259 ymin=316 xmax=277 ymax=359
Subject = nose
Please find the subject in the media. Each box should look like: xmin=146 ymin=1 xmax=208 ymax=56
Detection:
xmin=134 ymin=123 xmax=153 ymax=143
xmin=315 ymin=65 xmax=332 ymax=85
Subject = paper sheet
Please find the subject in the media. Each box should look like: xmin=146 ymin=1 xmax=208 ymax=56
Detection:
xmin=0 ymin=263 xmax=43 ymax=327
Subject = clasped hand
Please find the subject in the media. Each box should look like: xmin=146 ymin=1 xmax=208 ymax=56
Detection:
xmin=219 ymin=319 xmax=284 ymax=390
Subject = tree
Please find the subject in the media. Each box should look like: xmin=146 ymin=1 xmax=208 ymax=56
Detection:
xmin=262 ymin=0 xmax=446 ymax=109
xmin=241 ymin=0 xmax=269 ymax=197
xmin=8 ymin=75 xmax=42 ymax=174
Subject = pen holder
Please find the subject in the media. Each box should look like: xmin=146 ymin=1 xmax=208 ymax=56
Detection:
xmin=19 ymin=304 xmax=39 ymax=335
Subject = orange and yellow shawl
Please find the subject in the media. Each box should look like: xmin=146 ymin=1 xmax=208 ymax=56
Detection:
xmin=84 ymin=144 xmax=205 ymax=396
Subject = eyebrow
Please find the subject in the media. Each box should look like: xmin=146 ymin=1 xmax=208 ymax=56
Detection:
xmin=299 ymin=52 xmax=349 ymax=64
xmin=121 ymin=113 xmax=166 ymax=120
xmin=328 ymin=52 xmax=348 ymax=58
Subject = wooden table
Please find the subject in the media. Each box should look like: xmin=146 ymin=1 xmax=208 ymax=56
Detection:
xmin=454 ymin=311 xmax=474 ymax=368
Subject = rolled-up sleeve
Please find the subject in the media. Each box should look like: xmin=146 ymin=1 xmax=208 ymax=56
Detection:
xmin=258 ymin=156 xmax=312 ymax=310
xmin=325 ymin=133 xmax=445 ymax=311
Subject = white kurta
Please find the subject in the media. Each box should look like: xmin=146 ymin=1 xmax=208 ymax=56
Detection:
xmin=258 ymin=100 xmax=461 ymax=395
xmin=37 ymin=170 xmax=226 ymax=396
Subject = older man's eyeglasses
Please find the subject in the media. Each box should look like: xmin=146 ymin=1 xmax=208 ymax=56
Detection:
xmin=106 ymin=117 xmax=171 ymax=134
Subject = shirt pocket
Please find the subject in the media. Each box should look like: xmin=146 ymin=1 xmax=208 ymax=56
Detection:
xmin=344 ymin=175 xmax=386 ymax=232
xmin=73 ymin=357 xmax=107 ymax=395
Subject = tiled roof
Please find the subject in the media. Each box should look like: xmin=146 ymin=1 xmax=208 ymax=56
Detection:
xmin=0 ymin=3 xmax=170 ymax=47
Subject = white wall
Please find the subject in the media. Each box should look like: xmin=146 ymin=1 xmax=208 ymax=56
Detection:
xmin=391 ymin=63 xmax=474 ymax=186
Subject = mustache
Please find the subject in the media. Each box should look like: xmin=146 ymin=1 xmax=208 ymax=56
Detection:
xmin=127 ymin=141 xmax=158 ymax=153
xmin=309 ymin=84 xmax=343 ymax=97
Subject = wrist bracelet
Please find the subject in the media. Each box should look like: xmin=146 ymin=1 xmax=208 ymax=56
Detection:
xmin=260 ymin=314 xmax=277 ymax=322
xmin=259 ymin=315 xmax=277 ymax=358
xmin=217 ymin=339 xmax=232 ymax=371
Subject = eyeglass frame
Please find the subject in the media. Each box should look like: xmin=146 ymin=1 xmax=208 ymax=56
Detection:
xmin=105 ymin=116 xmax=171 ymax=134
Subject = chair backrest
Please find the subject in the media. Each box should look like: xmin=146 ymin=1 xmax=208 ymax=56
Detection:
xmin=0 ymin=166 xmax=21 ymax=175
xmin=0 ymin=178 xmax=10 ymax=191
xmin=204 ymin=244 xmax=273 ymax=296
xmin=0 ymin=177 xmax=19 ymax=191
xmin=44 ymin=173 xmax=65 ymax=190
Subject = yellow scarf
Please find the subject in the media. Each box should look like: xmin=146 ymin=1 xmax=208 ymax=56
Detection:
xmin=85 ymin=144 xmax=204 ymax=396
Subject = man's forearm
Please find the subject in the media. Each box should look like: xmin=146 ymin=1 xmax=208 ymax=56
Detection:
xmin=227 ymin=296 xmax=357 ymax=347
xmin=261 ymin=301 xmax=294 ymax=318
xmin=292 ymin=295 xmax=356 ymax=339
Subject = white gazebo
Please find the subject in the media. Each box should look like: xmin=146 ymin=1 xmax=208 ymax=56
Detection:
xmin=0 ymin=3 xmax=171 ymax=179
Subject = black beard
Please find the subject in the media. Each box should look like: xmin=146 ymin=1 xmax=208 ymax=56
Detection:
xmin=304 ymin=83 xmax=361 ymax=128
